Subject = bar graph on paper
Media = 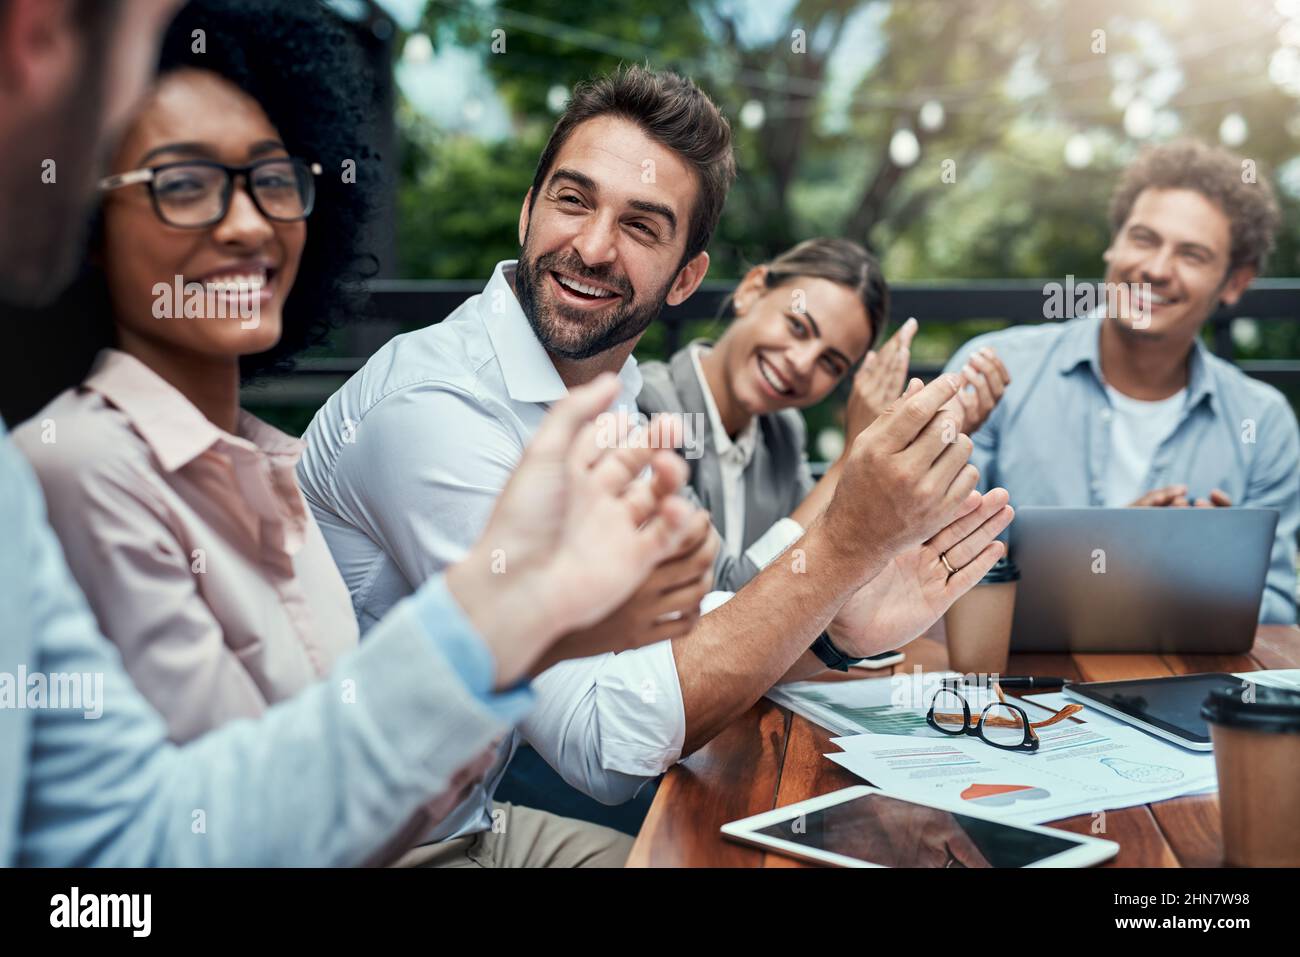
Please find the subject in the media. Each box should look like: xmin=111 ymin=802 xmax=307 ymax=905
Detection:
xmin=765 ymin=676 xmax=1032 ymax=739
xmin=795 ymin=691 xmax=933 ymax=735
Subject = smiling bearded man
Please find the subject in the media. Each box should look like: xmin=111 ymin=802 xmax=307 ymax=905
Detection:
xmin=514 ymin=243 xmax=674 ymax=361
xmin=296 ymin=66 xmax=732 ymax=866
xmin=297 ymin=63 xmax=1016 ymax=866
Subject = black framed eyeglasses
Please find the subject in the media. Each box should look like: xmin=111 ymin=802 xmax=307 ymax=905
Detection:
xmin=926 ymin=683 xmax=1084 ymax=753
xmin=99 ymin=157 xmax=322 ymax=229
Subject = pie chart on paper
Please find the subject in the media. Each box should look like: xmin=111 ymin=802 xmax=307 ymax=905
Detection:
xmin=959 ymin=783 xmax=1052 ymax=806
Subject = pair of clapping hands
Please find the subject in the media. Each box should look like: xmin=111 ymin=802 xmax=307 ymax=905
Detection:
xmin=844 ymin=317 xmax=1011 ymax=442
xmin=845 ymin=319 xmax=1228 ymax=512
xmin=445 ymin=373 xmax=713 ymax=689
xmin=446 ymin=360 xmax=1015 ymax=688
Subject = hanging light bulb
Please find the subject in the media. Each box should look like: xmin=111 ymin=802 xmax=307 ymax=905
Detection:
xmin=739 ymin=100 xmax=766 ymax=130
xmin=889 ymin=128 xmax=921 ymax=167
xmin=1270 ymin=47 xmax=1300 ymax=95
xmin=1219 ymin=112 xmax=1249 ymax=146
xmin=1064 ymin=133 xmax=1094 ymax=169
xmin=1123 ymin=98 xmax=1156 ymax=139
xmin=918 ymin=100 xmax=945 ymax=132
xmin=546 ymin=84 xmax=569 ymax=114
xmin=401 ymin=32 xmax=433 ymax=65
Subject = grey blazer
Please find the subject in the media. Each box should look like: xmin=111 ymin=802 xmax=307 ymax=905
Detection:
xmin=637 ymin=342 xmax=816 ymax=591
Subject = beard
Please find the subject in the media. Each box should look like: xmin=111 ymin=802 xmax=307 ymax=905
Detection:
xmin=514 ymin=244 xmax=674 ymax=361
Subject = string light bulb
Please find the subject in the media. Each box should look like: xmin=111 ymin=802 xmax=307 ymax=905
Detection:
xmin=889 ymin=128 xmax=921 ymax=167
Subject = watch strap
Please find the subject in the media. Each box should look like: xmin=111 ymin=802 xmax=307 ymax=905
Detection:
xmin=810 ymin=631 xmax=864 ymax=672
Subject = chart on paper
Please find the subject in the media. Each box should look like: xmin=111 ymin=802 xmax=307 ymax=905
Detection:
xmin=766 ymin=672 xmax=1044 ymax=739
xmin=825 ymin=721 xmax=1218 ymax=825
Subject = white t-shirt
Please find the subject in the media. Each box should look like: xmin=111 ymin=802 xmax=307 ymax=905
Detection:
xmin=1101 ymin=383 xmax=1187 ymax=507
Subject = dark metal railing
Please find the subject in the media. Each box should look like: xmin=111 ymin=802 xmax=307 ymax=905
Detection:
xmin=241 ymin=278 xmax=1300 ymax=406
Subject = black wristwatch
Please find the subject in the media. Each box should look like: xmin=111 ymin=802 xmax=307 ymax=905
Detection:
xmin=810 ymin=631 xmax=865 ymax=672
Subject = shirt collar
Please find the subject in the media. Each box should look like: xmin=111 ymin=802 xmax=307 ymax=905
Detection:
xmin=1054 ymin=313 xmax=1105 ymax=376
xmin=1057 ymin=312 xmax=1216 ymax=410
xmin=235 ymin=409 xmax=307 ymax=464
xmin=689 ymin=343 xmax=758 ymax=463
xmin=83 ymin=348 xmax=303 ymax=472
xmin=478 ymin=259 xmax=642 ymax=407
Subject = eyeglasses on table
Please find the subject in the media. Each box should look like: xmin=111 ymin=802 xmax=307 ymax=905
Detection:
xmin=926 ymin=682 xmax=1084 ymax=752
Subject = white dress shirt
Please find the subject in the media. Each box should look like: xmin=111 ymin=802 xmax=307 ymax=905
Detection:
xmin=298 ymin=260 xmax=686 ymax=842
xmin=688 ymin=344 xmax=759 ymax=558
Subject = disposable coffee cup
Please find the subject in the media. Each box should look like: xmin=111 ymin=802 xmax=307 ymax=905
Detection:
xmin=943 ymin=556 xmax=1019 ymax=677
xmin=1201 ymin=683 xmax=1300 ymax=867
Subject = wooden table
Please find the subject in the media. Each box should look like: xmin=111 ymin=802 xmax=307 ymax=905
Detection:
xmin=627 ymin=623 xmax=1300 ymax=867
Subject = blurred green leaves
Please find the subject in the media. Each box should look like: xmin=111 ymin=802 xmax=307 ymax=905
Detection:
xmin=378 ymin=0 xmax=1300 ymax=452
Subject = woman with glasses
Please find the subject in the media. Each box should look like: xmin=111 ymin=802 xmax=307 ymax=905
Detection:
xmin=12 ymin=0 xmax=376 ymax=745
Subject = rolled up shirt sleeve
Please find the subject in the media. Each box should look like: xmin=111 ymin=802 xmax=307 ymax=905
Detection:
xmin=520 ymin=639 xmax=685 ymax=805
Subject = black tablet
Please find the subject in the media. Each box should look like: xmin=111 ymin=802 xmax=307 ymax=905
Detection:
xmin=1062 ymin=672 xmax=1247 ymax=751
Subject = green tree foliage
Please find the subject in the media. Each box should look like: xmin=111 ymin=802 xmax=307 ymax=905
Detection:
xmin=384 ymin=0 xmax=1300 ymax=451
xmin=397 ymin=117 xmax=546 ymax=278
xmin=406 ymin=0 xmax=1300 ymax=281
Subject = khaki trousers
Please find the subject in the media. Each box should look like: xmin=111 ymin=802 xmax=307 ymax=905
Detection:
xmin=394 ymin=801 xmax=633 ymax=869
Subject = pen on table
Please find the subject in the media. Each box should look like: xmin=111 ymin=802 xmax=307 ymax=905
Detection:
xmin=995 ymin=676 xmax=1069 ymax=690
xmin=943 ymin=675 xmax=1070 ymax=690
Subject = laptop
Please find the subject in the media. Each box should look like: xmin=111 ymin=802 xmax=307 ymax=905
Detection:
xmin=1008 ymin=506 xmax=1279 ymax=654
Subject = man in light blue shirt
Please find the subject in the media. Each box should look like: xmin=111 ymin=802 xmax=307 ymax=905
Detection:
xmin=946 ymin=140 xmax=1299 ymax=624
xmin=0 ymin=0 xmax=700 ymax=865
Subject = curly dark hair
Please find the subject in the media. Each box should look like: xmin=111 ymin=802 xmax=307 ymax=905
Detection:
xmin=1 ymin=0 xmax=378 ymax=424
xmin=1108 ymin=139 xmax=1280 ymax=274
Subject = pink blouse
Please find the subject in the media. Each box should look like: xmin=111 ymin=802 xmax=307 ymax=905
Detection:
xmin=15 ymin=349 xmax=359 ymax=743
